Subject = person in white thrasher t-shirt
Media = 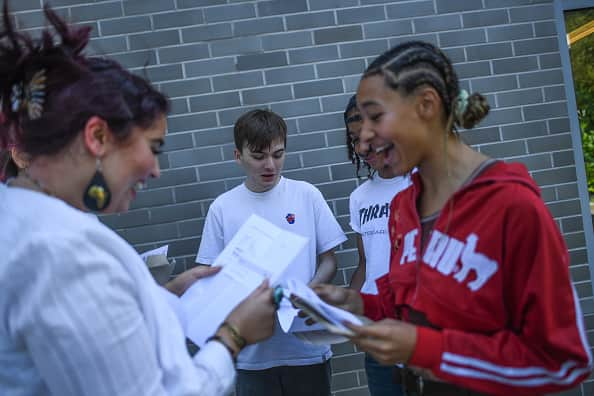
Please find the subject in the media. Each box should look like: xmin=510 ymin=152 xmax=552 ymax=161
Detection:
xmin=345 ymin=95 xmax=409 ymax=396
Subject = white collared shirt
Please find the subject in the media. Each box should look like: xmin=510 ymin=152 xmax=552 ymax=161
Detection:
xmin=0 ymin=184 xmax=235 ymax=396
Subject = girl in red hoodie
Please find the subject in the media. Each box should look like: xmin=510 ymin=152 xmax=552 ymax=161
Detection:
xmin=314 ymin=41 xmax=592 ymax=395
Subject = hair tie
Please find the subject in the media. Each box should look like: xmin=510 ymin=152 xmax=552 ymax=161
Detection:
xmin=454 ymin=89 xmax=469 ymax=118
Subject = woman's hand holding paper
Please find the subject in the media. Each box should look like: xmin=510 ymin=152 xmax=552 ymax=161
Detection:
xmin=224 ymin=280 xmax=276 ymax=346
xmin=311 ymin=284 xmax=364 ymax=315
xmin=346 ymin=318 xmax=417 ymax=365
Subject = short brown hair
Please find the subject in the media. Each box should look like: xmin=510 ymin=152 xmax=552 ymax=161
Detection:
xmin=234 ymin=109 xmax=287 ymax=152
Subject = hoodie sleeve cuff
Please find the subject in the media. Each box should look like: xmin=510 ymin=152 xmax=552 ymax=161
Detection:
xmin=361 ymin=293 xmax=384 ymax=321
xmin=408 ymin=325 xmax=443 ymax=370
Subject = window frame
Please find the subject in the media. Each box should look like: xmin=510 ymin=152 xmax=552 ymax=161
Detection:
xmin=554 ymin=0 xmax=594 ymax=295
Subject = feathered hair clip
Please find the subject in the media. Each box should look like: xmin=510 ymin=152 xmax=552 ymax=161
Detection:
xmin=10 ymin=69 xmax=46 ymax=120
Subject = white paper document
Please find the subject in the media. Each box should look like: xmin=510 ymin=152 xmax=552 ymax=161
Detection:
xmin=276 ymin=301 xmax=348 ymax=345
xmin=140 ymin=245 xmax=169 ymax=261
xmin=140 ymin=245 xmax=174 ymax=285
xmin=180 ymin=214 xmax=309 ymax=346
xmin=276 ymin=279 xmax=365 ymax=344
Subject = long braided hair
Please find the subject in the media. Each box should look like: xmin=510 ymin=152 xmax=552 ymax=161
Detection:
xmin=362 ymin=41 xmax=490 ymax=232
xmin=363 ymin=41 xmax=489 ymax=132
xmin=344 ymin=95 xmax=372 ymax=179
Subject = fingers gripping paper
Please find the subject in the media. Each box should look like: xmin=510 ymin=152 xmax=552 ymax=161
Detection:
xmin=276 ymin=279 xmax=364 ymax=344
xmin=180 ymin=214 xmax=308 ymax=346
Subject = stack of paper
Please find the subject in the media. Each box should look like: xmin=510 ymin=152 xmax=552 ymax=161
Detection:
xmin=178 ymin=214 xmax=366 ymax=347
xmin=180 ymin=214 xmax=308 ymax=346
xmin=140 ymin=245 xmax=174 ymax=285
xmin=277 ymin=279 xmax=364 ymax=344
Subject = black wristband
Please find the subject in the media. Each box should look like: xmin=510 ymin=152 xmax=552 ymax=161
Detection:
xmin=206 ymin=335 xmax=237 ymax=363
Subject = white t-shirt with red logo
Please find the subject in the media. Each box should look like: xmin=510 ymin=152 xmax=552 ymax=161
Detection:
xmin=196 ymin=176 xmax=346 ymax=370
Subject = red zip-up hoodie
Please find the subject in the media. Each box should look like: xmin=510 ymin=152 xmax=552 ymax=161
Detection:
xmin=361 ymin=161 xmax=592 ymax=395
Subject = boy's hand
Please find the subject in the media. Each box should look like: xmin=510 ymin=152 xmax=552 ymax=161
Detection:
xmin=164 ymin=266 xmax=221 ymax=297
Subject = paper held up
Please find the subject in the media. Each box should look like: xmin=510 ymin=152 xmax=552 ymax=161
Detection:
xmin=180 ymin=214 xmax=309 ymax=347
xmin=140 ymin=245 xmax=174 ymax=285
xmin=276 ymin=279 xmax=366 ymax=344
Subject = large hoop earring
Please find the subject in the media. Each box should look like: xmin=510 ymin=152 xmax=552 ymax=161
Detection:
xmin=83 ymin=158 xmax=111 ymax=212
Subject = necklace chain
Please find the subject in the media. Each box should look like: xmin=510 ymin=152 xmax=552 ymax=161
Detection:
xmin=6 ymin=171 xmax=53 ymax=196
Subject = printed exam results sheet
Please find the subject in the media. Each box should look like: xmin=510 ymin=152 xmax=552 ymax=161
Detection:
xmin=180 ymin=214 xmax=308 ymax=346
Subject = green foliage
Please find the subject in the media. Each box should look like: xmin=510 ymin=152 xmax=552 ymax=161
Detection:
xmin=565 ymin=8 xmax=594 ymax=31
xmin=566 ymin=10 xmax=594 ymax=200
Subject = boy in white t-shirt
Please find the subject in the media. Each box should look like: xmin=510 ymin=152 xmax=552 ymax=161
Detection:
xmin=196 ymin=109 xmax=346 ymax=396
xmin=345 ymin=96 xmax=408 ymax=396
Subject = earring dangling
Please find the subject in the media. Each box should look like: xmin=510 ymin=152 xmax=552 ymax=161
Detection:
xmin=83 ymin=158 xmax=111 ymax=212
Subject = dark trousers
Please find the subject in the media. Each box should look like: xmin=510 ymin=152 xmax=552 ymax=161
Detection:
xmin=236 ymin=361 xmax=331 ymax=396
xmin=365 ymin=353 xmax=404 ymax=396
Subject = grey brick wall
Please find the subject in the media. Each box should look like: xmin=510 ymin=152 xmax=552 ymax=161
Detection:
xmin=13 ymin=1 xmax=593 ymax=395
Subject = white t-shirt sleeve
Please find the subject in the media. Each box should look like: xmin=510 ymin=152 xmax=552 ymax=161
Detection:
xmin=312 ymin=187 xmax=347 ymax=254
xmin=196 ymin=202 xmax=225 ymax=265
